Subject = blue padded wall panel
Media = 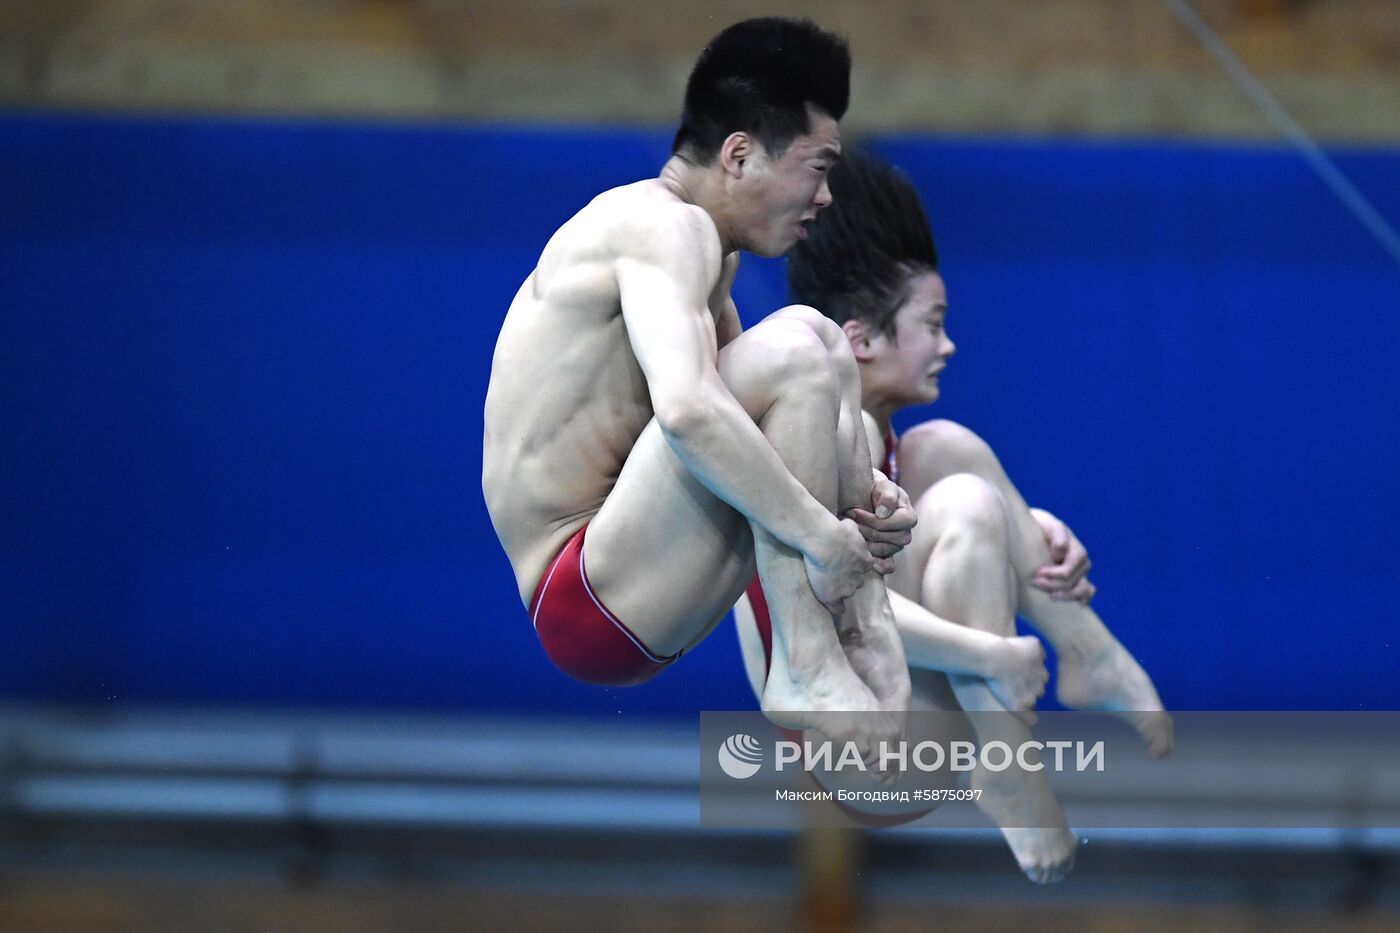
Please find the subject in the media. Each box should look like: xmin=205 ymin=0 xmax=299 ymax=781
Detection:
xmin=2 ymin=113 xmax=1397 ymax=713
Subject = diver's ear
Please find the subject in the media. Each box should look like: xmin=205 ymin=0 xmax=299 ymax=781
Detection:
xmin=842 ymin=318 xmax=876 ymax=362
xmin=719 ymin=132 xmax=753 ymax=178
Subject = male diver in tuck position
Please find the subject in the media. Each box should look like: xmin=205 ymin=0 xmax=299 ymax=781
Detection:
xmin=483 ymin=18 xmax=912 ymax=770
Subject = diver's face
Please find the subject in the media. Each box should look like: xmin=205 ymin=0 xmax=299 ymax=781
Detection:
xmin=735 ymin=110 xmax=840 ymax=257
xmin=864 ymin=270 xmax=955 ymax=407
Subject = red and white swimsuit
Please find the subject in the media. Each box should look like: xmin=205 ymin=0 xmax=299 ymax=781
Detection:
xmin=529 ymin=524 xmax=680 ymax=687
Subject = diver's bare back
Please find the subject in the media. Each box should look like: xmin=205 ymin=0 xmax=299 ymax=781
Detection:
xmin=482 ymin=179 xmax=732 ymax=605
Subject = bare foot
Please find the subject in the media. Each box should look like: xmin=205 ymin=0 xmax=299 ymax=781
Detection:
xmin=1056 ymin=640 xmax=1174 ymax=759
xmin=973 ymin=765 xmax=1078 ymax=884
xmin=761 ymin=648 xmax=903 ymax=781
xmin=986 ymin=635 xmax=1049 ymax=713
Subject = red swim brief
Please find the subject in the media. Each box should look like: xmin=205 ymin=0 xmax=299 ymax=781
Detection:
xmin=529 ymin=524 xmax=680 ymax=687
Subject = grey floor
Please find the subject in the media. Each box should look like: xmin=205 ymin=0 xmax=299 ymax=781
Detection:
xmin=1 ymin=703 xmax=1398 ymax=928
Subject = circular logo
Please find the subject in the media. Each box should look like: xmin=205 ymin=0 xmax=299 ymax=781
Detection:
xmin=717 ymin=733 xmax=764 ymax=780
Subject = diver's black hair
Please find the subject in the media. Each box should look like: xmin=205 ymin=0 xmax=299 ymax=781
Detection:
xmin=672 ymin=18 xmax=850 ymax=164
xmin=787 ymin=150 xmax=939 ymax=337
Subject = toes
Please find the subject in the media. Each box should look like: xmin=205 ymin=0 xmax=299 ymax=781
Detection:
xmin=1023 ymin=855 xmax=1074 ymax=885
